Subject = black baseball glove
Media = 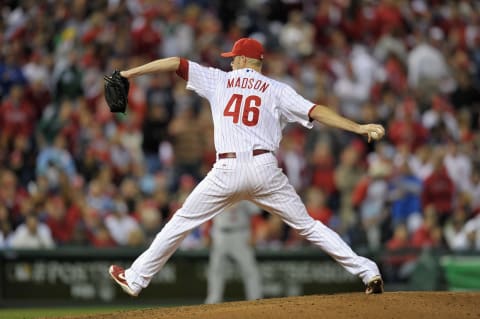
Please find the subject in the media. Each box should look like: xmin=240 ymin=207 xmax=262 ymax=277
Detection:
xmin=104 ymin=70 xmax=129 ymax=113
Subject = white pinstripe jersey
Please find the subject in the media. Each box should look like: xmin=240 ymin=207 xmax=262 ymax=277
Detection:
xmin=186 ymin=61 xmax=315 ymax=153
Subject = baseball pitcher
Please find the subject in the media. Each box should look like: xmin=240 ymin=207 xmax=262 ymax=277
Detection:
xmin=108 ymin=38 xmax=385 ymax=297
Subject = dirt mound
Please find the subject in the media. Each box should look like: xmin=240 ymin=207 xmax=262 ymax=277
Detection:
xmin=60 ymin=292 xmax=479 ymax=319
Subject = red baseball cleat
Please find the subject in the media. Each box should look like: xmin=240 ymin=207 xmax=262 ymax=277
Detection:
xmin=109 ymin=265 xmax=139 ymax=297
xmin=365 ymin=275 xmax=384 ymax=294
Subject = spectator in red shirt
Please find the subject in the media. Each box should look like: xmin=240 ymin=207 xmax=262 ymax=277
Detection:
xmin=44 ymin=196 xmax=81 ymax=245
xmin=373 ymin=0 xmax=405 ymax=38
xmin=388 ymin=97 xmax=428 ymax=152
xmin=0 ymin=169 xmax=29 ymax=226
xmin=305 ymin=186 xmax=333 ymax=226
xmin=421 ymin=153 xmax=455 ymax=226
xmin=411 ymin=205 xmax=443 ymax=248
xmin=386 ymin=224 xmax=413 ymax=259
xmin=384 ymin=223 xmax=416 ymax=282
xmin=23 ymin=79 xmax=51 ymax=121
xmin=286 ymin=186 xmax=334 ymax=247
xmin=0 ymin=85 xmax=35 ymax=147
xmin=308 ymin=141 xmax=336 ymax=198
xmin=131 ymin=11 xmax=162 ymax=59
xmin=83 ymin=206 xmax=116 ymax=247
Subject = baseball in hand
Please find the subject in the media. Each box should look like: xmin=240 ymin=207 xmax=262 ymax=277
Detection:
xmin=371 ymin=131 xmax=379 ymax=139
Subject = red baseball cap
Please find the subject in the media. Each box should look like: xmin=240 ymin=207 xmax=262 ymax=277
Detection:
xmin=221 ymin=38 xmax=264 ymax=60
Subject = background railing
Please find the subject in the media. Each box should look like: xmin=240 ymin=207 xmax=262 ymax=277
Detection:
xmin=0 ymin=247 xmax=479 ymax=307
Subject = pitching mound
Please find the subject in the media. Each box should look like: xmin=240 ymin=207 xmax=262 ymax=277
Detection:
xmin=61 ymin=292 xmax=479 ymax=319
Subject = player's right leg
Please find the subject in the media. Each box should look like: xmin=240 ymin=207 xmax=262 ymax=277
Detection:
xmin=110 ymin=168 xmax=241 ymax=296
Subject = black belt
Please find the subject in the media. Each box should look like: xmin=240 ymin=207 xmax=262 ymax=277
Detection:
xmin=218 ymin=149 xmax=271 ymax=159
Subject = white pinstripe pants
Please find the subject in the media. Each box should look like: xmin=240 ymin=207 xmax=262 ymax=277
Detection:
xmin=125 ymin=152 xmax=380 ymax=293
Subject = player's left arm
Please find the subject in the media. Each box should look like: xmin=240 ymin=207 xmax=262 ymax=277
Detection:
xmin=120 ymin=57 xmax=181 ymax=78
xmin=309 ymin=104 xmax=385 ymax=142
xmin=121 ymin=58 xmax=220 ymax=100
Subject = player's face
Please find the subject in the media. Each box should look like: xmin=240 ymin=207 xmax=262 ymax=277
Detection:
xmin=230 ymin=55 xmax=246 ymax=70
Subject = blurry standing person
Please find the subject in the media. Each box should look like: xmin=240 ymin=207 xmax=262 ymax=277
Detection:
xmin=205 ymin=201 xmax=262 ymax=304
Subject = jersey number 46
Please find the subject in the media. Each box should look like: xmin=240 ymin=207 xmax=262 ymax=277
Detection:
xmin=223 ymin=94 xmax=260 ymax=126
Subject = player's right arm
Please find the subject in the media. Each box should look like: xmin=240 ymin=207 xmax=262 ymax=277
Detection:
xmin=277 ymin=83 xmax=385 ymax=142
xmin=309 ymin=104 xmax=385 ymax=142
xmin=120 ymin=57 xmax=181 ymax=78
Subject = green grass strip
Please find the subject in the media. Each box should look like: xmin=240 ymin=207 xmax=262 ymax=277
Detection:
xmin=0 ymin=306 xmax=145 ymax=319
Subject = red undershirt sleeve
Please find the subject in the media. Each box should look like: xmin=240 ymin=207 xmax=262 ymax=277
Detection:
xmin=308 ymin=104 xmax=316 ymax=122
xmin=175 ymin=58 xmax=189 ymax=81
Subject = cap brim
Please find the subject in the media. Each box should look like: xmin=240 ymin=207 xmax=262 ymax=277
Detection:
xmin=220 ymin=52 xmax=235 ymax=57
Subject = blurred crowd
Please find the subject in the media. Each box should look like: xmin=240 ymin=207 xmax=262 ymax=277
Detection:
xmin=1 ymin=0 xmax=480 ymax=274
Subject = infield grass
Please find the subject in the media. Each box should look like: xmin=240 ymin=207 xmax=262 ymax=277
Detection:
xmin=0 ymin=306 xmax=151 ymax=319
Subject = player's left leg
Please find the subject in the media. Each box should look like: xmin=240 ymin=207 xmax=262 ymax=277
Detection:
xmin=248 ymin=160 xmax=382 ymax=290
